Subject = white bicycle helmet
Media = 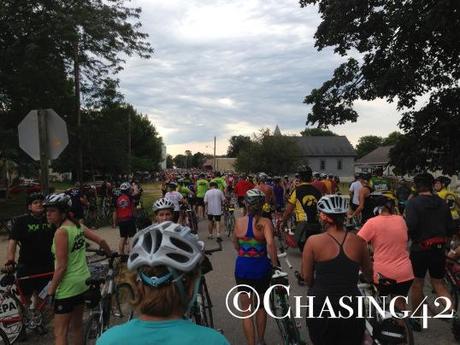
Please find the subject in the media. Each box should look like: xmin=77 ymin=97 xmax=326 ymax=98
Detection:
xmin=152 ymin=198 xmax=174 ymax=212
xmin=244 ymin=188 xmax=265 ymax=207
xmin=43 ymin=193 xmax=72 ymax=211
xmin=120 ymin=182 xmax=131 ymax=192
xmin=317 ymin=195 xmax=349 ymax=214
xmin=128 ymin=221 xmax=204 ymax=273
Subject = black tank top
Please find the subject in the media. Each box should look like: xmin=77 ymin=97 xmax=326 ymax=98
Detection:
xmin=308 ymin=232 xmax=361 ymax=298
xmin=361 ymin=186 xmax=375 ymax=224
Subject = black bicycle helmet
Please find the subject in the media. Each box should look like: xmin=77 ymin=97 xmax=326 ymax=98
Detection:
xmin=26 ymin=192 xmax=45 ymax=205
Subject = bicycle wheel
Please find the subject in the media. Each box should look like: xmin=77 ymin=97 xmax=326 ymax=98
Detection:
xmin=201 ymin=279 xmax=214 ymax=328
xmin=0 ymin=328 xmax=10 ymax=345
xmin=0 ymin=291 xmax=25 ymax=344
xmin=227 ymin=215 xmax=235 ymax=238
xmin=269 ymin=290 xmax=290 ymax=343
xmin=112 ymin=283 xmax=135 ymax=326
xmin=84 ymin=313 xmax=103 ymax=345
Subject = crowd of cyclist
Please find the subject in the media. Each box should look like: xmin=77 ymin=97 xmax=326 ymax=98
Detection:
xmin=2 ymin=165 xmax=460 ymax=345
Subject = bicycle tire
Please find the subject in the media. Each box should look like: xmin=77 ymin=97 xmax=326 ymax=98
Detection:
xmin=269 ymin=290 xmax=290 ymax=343
xmin=0 ymin=291 xmax=25 ymax=345
xmin=112 ymin=283 xmax=135 ymax=326
xmin=84 ymin=313 xmax=103 ymax=345
xmin=0 ymin=327 xmax=10 ymax=345
xmin=201 ymin=279 xmax=214 ymax=328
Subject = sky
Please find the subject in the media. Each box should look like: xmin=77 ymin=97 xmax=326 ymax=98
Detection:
xmin=118 ymin=0 xmax=402 ymax=157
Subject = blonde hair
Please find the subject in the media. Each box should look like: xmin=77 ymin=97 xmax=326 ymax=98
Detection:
xmin=126 ymin=265 xmax=200 ymax=317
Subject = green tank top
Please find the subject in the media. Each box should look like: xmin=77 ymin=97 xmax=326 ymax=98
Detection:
xmin=52 ymin=224 xmax=90 ymax=299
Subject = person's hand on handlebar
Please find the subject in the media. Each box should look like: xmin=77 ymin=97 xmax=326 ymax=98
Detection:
xmin=4 ymin=260 xmax=16 ymax=273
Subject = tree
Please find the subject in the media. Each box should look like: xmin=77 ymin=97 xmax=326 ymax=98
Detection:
xmin=173 ymin=155 xmax=187 ymax=169
xmin=300 ymin=0 xmax=460 ymax=173
xmin=356 ymin=136 xmax=383 ymax=159
xmin=227 ymin=135 xmax=251 ymax=158
xmin=235 ymin=130 xmax=301 ymax=174
xmin=192 ymin=152 xmax=206 ymax=168
xmin=300 ymin=128 xmax=338 ymax=136
xmin=382 ymin=131 xmax=403 ymax=146
xmin=166 ymin=155 xmax=174 ymax=169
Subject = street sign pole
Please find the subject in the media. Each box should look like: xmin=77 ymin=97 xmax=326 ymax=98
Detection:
xmin=37 ymin=110 xmax=50 ymax=194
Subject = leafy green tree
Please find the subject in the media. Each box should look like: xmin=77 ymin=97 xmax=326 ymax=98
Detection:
xmin=173 ymin=155 xmax=187 ymax=169
xmin=382 ymin=131 xmax=403 ymax=146
xmin=356 ymin=136 xmax=383 ymax=158
xmin=301 ymin=128 xmax=338 ymax=136
xmin=300 ymin=0 xmax=460 ymax=173
xmin=227 ymin=135 xmax=252 ymax=158
xmin=192 ymin=152 xmax=206 ymax=168
xmin=166 ymin=155 xmax=174 ymax=169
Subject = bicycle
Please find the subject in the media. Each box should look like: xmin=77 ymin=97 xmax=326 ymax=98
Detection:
xmin=269 ymin=267 xmax=305 ymax=345
xmin=84 ymin=250 xmax=134 ymax=345
xmin=223 ymin=203 xmax=235 ymax=238
xmin=0 ymin=269 xmax=54 ymax=344
xmin=358 ymin=274 xmax=414 ymax=345
xmin=183 ymin=204 xmax=198 ymax=234
xmin=189 ymin=238 xmax=223 ymax=329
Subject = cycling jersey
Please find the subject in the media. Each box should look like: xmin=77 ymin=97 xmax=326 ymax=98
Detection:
xmin=437 ymin=188 xmax=459 ymax=220
xmin=322 ymin=179 xmax=332 ymax=194
xmin=288 ymin=183 xmax=322 ymax=223
xmin=195 ymin=179 xmax=209 ymax=198
xmin=165 ymin=191 xmax=183 ymax=212
xmin=312 ymin=180 xmax=327 ymax=195
xmin=178 ymin=186 xmax=192 ymax=198
xmin=210 ymin=177 xmax=226 ymax=192
xmin=52 ymin=224 xmax=90 ymax=299
xmin=115 ymin=194 xmax=134 ymax=222
xmin=97 ymin=318 xmax=229 ymax=345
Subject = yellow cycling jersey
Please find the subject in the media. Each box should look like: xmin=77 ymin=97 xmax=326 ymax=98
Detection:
xmin=437 ymin=188 xmax=459 ymax=220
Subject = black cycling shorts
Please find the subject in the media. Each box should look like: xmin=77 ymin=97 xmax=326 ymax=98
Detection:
xmin=235 ymin=275 xmax=271 ymax=309
xmin=208 ymin=214 xmax=221 ymax=222
xmin=118 ymin=219 xmax=136 ymax=238
xmin=195 ymin=197 xmax=204 ymax=206
xmin=377 ymin=279 xmax=413 ymax=297
xmin=306 ymin=313 xmax=364 ymax=345
xmin=54 ymin=291 xmax=86 ymax=314
xmin=410 ymin=249 xmax=445 ymax=279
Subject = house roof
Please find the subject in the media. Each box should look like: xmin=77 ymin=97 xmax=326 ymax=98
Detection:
xmin=355 ymin=145 xmax=393 ymax=165
xmin=291 ymin=136 xmax=357 ymax=157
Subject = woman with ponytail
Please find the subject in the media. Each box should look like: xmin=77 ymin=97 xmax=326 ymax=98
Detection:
xmin=233 ymin=189 xmax=279 ymax=345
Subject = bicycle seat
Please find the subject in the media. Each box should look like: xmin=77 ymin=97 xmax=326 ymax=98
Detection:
xmin=86 ymin=277 xmax=105 ymax=286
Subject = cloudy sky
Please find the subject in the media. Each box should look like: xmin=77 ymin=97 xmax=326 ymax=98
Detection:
xmin=118 ymin=0 xmax=402 ymax=156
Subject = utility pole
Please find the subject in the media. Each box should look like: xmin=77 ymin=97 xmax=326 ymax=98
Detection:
xmin=128 ymin=110 xmax=132 ymax=176
xmin=74 ymin=28 xmax=83 ymax=184
xmin=213 ymin=136 xmax=216 ymax=171
xmin=37 ymin=110 xmax=50 ymax=194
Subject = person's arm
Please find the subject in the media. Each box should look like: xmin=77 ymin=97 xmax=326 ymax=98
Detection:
xmin=84 ymin=227 xmax=111 ymax=255
xmin=264 ymin=219 xmax=279 ymax=266
xmin=301 ymin=237 xmax=314 ymax=286
xmin=48 ymin=228 xmax=68 ymax=295
xmin=281 ymin=190 xmax=296 ymax=224
xmin=232 ymin=219 xmax=240 ymax=251
xmin=351 ymin=187 xmax=368 ymax=218
xmin=5 ymin=240 xmax=17 ymax=270
xmin=359 ymin=237 xmax=373 ymax=282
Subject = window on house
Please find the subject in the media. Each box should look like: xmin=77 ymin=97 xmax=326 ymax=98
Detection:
xmin=320 ymin=160 xmax=326 ymax=170
xmin=337 ymin=159 xmax=343 ymax=170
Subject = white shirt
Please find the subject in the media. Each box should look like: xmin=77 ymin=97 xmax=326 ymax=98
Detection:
xmin=349 ymin=181 xmax=363 ymax=205
xmin=204 ymin=188 xmax=225 ymax=216
xmin=165 ymin=191 xmax=183 ymax=211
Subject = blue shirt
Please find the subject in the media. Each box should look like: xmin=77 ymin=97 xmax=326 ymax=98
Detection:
xmin=97 ymin=318 xmax=230 ymax=345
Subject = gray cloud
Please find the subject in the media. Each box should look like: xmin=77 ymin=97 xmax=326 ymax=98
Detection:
xmin=118 ymin=0 xmax=400 ymax=155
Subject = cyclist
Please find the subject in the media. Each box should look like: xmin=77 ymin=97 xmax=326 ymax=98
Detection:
xmin=321 ymin=173 xmax=332 ymax=194
xmin=233 ymin=189 xmax=278 ymax=345
xmin=195 ymin=173 xmax=209 ymax=219
xmin=43 ymin=193 xmax=111 ymax=345
xmin=97 ymin=222 xmax=229 ymax=345
xmin=66 ymin=183 xmax=89 ymax=224
xmin=5 ymin=192 xmax=54 ymax=307
xmin=210 ymin=171 xmax=227 ymax=192
xmin=273 ymin=177 xmax=285 ymax=213
xmin=114 ymin=182 xmax=137 ymax=255
xmin=152 ymin=198 xmax=175 ymax=224
xmin=349 ymin=173 xmax=363 ymax=211
xmin=434 ymin=176 xmax=460 ymax=229
xmin=255 ymin=173 xmax=275 ymax=219
xmin=165 ymin=182 xmax=185 ymax=223
xmin=348 ymin=173 xmax=374 ymax=225
xmin=357 ymin=194 xmax=415 ymax=321
xmin=405 ymin=173 xmax=458 ymax=335
xmin=328 ymin=174 xmax=338 ymax=194
xmin=234 ymin=175 xmax=254 ymax=216
xmin=311 ymin=172 xmax=327 ymax=195
xmin=395 ymin=178 xmax=412 ymax=214
xmin=301 ymin=195 xmax=372 ymax=345
xmin=204 ymin=182 xmax=225 ymax=239
xmin=280 ymin=166 xmax=322 ymax=251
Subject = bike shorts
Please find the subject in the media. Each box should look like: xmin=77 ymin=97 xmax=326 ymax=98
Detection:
xmin=410 ymin=249 xmax=446 ymax=279
xmin=235 ymin=275 xmax=271 ymax=309
xmin=195 ymin=197 xmax=204 ymax=206
xmin=208 ymin=214 xmax=221 ymax=222
xmin=306 ymin=315 xmax=364 ymax=345
xmin=54 ymin=291 xmax=86 ymax=314
xmin=376 ymin=279 xmax=413 ymax=297
xmin=16 ymin=267 xmax=52 ymax=297
xmin=118 ymin=219 xmax=136 ymax=238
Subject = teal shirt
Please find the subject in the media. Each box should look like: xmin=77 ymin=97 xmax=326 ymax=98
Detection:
xmin=97 ymin=318 xmax=230 ymax=345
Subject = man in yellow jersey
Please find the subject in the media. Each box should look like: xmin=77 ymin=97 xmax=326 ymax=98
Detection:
xmin=434 ymin=176 xmax=460 ymax=228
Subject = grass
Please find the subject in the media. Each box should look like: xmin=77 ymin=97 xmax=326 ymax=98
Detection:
xmin=140 ymin=183 xmax=163 ymax=217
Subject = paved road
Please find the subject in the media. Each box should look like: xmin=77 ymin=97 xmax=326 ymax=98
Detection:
xmin=0 ymin=216 xmax=456 ymax=345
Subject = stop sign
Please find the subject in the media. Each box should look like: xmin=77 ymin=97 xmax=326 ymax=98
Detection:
xmin=18 ymin=109 xmax=69 ymax=161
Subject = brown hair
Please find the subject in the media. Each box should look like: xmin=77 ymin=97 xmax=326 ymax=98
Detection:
xmin=126 ymin=265 xmax=200 ymax=317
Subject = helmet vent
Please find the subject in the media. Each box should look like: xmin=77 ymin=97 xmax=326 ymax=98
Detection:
xmin=129 ymin=253 xmax=139 ymax=262
xmin=167 ymin=253 xmax=188 ymax=263
xmin=144 ymin=232 xmax=153 ymax=252
xmin=170 ymin=237 xmax=193 ymax=253
xmin=154 ymin=232 xmax=162 ymax=253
